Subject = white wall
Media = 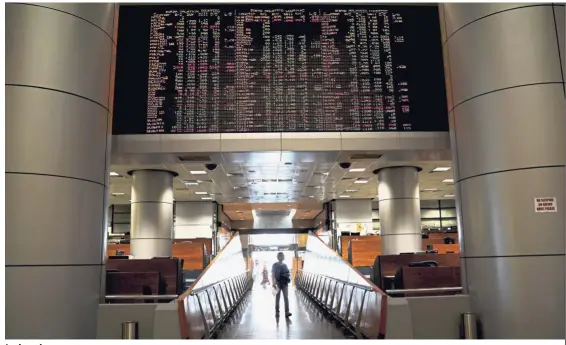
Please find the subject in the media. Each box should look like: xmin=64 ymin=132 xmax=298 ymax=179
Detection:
xmin=335 ymin=199 xmax=373 ymax=234
xmin=174 ymin=202 xmax=214 ymax=239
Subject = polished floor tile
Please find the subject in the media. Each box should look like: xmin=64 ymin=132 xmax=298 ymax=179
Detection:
xmin=216 ymin=282 xmax=350 ymax=339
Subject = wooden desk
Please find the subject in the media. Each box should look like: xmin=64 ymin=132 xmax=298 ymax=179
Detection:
xmin=107 ymin=242 xmax=207 ymax=270
xmin=398 ymin=266 xmax=461 ymax=296
xmin=341 ymin=235 xmax=381 ymax=260
xmin=106 ymin=271 xmax=160 ymax=303
xmin=348 ymin=239 xmax=381 ymax=267
xmin=432 ymin=244 xmax=460 ymax=254
xmin=375 ymin=253 xmax=460 ymax=288
xmin=107 ymin=258 xmax=182 ymax=295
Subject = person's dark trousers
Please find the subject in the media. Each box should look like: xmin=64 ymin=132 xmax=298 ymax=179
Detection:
xmin=275 ymin=285 xmax=289 ymax=314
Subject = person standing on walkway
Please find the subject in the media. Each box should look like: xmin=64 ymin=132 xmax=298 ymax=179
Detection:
xmin=272 ymin=252 xmax=292 ymax=318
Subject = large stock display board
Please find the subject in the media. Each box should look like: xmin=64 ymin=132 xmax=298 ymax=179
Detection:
xmin=113 ymin=5 xmax=447 ymax=134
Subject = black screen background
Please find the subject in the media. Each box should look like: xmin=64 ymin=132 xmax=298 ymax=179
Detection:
xmin=113 ymin=4 xmax=448 ymax=134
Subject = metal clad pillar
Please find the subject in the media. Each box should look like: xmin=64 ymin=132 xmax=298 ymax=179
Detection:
xmin=130 ymin=170 xmax=177 ymax=259
xmin=440 ymin=3 xmax=565 ymax=338
xmin=5 ymin=3 xmax=117 ymax=338
xmin=376 ymin=167 xmax=422 ymax=255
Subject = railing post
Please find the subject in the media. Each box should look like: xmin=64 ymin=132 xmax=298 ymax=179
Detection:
xmin=328 ymin=280 xmax=340 ymax=312
xmin=121 ymin=321 xmax=139 ymax=339
xmin=324 ymin=280 xmax=334 ymax=307
xmin=213 ymin=286 xmax=224 ymax=316
xmin=355 ymin=290 xmax=368 ymax=338
xmin=220 ymin=283 xmax=229 ymax=312
xmin=194 ymin=293 xmax=211 ymax=338
xmin=336 ymin=282 xmax=347 ymax=315
xmin=344 ymin=286 xmax=357 ymax=324
xmin=205 ymin=290 xmax=217 ymax=324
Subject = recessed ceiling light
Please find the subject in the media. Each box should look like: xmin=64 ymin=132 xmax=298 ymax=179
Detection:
xmin=422 ymin=188 xmax=439 ymax=192
xmin=195 ymin=192 xmax=208 ymax=195
xmin=432 ymin=167 xmax=451 ymax=172
xmin=111 ymin=192 xmax=125 ymax=196
xmin=309 ymin=196 xmax=315 ymax=198
xmin=442 ymin=179 xmax=454 ymax=183
xmin=110 ymin=172 xmax=120 ymax=176
xmin=354 ymin=180 xmax=369 ymax=184
xmin=349 ymin=168 xmax=366 ymax=172
xmin=183 ymin=180 xmax=199 ymax=185
xmin=201 ymin=197 xmax=213 ymax=200
xmin=339 ymin=195 xmax=351 ymax=198
xmin=444 ymin=194 xmax=455 ymax=198
xmin=345 ymin=189 xmax=357 ymax=193
xmin=190 ymin=171 xmax=207 ymax=175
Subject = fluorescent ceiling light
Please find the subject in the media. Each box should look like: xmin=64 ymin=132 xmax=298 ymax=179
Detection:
xmin=309 ymin=196 xmax=315 ymax=198
xmin=423 ymin=188 xmax=439 ymax=192
xmin=322 ymin=172 xmax=329 ymax=175
xmin=201 ymin=197 xmax=213 ymax=200
xmin=442 ymin=179 xmax=454 ymax=183
xmin=111 ymin=192 xmax=125 ymax=196
xmin=226 ymin=173 xmax=233 ymax=177
xmin=345 ymin=189 xmax=357 ymax=193
xmin=183 ymin=180 xmax=199 ymax=185
xmin=444 ymin=194 xmax=455 ymax=198
xmin=110 ymin=172 xmax=120 ymax=176
xmin=354 ymin=180 xmax=369 ymax=184
xmin=190 ymin=170 xmax=207 ymax=175
xmin=433 ymin=167 xmax=451 ymax=172
xmin=339 ymin=195 xmax=351 ymax=198
xmin=349 ymin=168 xmax=366 ymax=172
xmin=195 ymin=192 xmax=208 ymax=195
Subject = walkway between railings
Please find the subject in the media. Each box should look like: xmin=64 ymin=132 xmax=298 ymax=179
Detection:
xmin=216 ymin=281 xmax=350 ymax=339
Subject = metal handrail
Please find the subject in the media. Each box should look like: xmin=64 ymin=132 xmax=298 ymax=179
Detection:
xmin=106 ymin=294 xmax=178 ymax=300
xmin=386 ymin=287 xmax=463 ymax=295
xmin=295 ymin=270 xmax=378 ymax=339
xmin=299 ymin=270 xmax=375 ymax=291
xmin=189 ymin=270 xmax=250 ymax=295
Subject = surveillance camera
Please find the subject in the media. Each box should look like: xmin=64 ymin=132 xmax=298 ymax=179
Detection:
xmin=205 ymin=164 xmax=218 ymax=171
xmin=339 ymin=162 xmax=351 ymax=169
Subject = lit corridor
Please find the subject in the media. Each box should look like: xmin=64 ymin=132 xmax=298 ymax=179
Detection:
xmin=217 ymin=283 xmax=350 ymax=339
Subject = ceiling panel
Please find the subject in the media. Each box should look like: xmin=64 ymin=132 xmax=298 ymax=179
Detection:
xmin=109 ymin=153 xmax=455 ymax=210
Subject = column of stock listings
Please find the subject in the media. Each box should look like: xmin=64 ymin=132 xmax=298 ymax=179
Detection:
xmin=147 ymin=7 xmax=413 ymax=133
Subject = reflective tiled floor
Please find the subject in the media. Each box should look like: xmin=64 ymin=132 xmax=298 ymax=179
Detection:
xmin=216 ymin=283 xmax=350 ymax=339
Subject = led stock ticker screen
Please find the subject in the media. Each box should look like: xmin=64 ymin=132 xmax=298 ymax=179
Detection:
xmin=113 ymin=5 xmax=448 ymax=134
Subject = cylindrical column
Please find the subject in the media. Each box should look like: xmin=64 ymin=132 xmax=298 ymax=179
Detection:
xmin=440 ymin=4 xmax=565 ymax=338
xmin=376 ymin=167 xmax=422 ymax=255
xmin=5 ymin=3 xmax=117 ymax=339
xmin=130 ymin=170 xmax=177 ymax=259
